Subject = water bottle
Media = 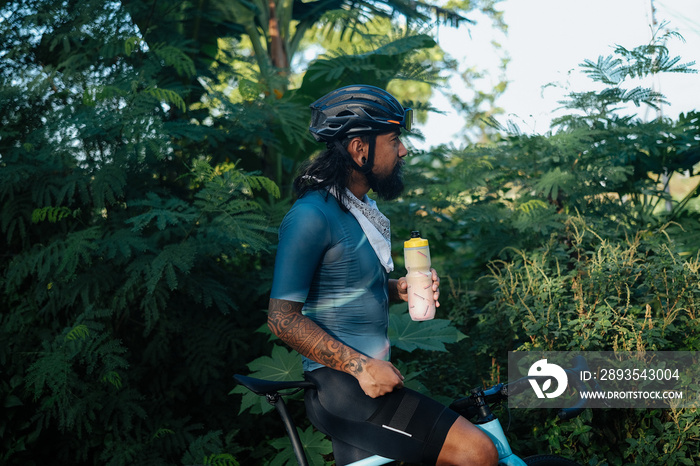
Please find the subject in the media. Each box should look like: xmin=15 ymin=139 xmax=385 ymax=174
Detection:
xmin=403 ymin=231 xmax=436 ymax=321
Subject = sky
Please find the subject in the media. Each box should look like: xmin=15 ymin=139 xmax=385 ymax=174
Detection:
xmin=415 ymin=0 xmax=700 ymax=149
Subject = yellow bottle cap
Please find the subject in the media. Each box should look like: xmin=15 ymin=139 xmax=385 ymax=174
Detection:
xmin=404 ymin=231 xmax=428 ymax=248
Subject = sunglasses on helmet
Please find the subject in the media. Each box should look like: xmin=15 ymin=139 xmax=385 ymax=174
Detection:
xmin=386 ymin=108 xmax=413 ymax=132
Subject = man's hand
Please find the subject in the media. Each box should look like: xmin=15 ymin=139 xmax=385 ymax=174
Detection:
xmin=394 ymin=268 xmax=441 ymax=307
xmin=354 ymin=358 xmax=404 ymax=398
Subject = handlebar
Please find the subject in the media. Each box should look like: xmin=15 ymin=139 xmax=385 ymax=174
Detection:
xmin=557 ymin=355 xmax=590 ymax=420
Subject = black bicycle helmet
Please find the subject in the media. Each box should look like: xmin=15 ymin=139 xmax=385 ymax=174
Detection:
xmin=309 ymin=84 xmax=413 ymax=142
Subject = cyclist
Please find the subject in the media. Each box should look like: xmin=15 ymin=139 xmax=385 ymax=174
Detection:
xmin=267 ymin=85 xmax=498 ymax=466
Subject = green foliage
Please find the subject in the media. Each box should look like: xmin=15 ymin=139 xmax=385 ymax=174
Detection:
xmin=388 ymin=304 xmax=466 ymax=352
xmin=1 ymin=154 xmax=277 ymax=465
xmin=1 ymin=2 xmax=281 ymax=464
xmin=482 ymin=218 xmax=700 ymax=353
xmin=300 ymin=34 xmax=438 ymax=90
xmin=181 ymin=432 xmax=241 ymax=466
xmin=268 ymin=426 xmax=333 ymax=466
xmin=555 ymin=29 xmax=697 ymax=126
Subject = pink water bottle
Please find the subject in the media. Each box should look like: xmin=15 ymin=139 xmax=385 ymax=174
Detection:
xmin=403 ymin=231 xmax=436 ymax=321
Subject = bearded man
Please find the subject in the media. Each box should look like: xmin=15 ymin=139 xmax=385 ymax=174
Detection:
xmin=267 ymin=85 xmax=497 ymax=466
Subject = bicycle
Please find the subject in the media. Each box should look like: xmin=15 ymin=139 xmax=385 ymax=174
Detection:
xmin=234 ymin=355 xmax=594 ymax=466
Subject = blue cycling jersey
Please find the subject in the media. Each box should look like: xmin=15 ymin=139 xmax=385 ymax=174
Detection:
xmin=270 ymin=190 xmax=391 ymax=372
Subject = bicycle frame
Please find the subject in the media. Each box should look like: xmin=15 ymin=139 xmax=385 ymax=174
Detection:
xmin=477 ymin=418 xmax=526 ymax=466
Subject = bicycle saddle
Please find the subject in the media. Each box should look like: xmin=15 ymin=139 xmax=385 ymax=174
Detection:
xmin=234 ymin=374 xmax=315 ymax=395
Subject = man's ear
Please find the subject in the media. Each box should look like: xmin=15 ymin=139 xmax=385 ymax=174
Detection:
xmin=346 ymin=137 xmax=367 ymax=167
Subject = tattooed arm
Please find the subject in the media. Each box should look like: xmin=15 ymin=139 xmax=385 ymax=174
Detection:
xmin=268 ymin=298 xmax=404 ymax=398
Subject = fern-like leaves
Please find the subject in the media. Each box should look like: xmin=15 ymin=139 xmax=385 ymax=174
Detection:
xmin=561 ymin=28 xmax=696 ymax=123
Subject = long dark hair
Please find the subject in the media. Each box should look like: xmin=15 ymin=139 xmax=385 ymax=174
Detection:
xmin=293 ymin=136 xmax=369 ymax=212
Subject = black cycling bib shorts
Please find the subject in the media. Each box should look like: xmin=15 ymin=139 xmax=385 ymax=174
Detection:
xmin=304 ymin=367 xmax=460 ymax=465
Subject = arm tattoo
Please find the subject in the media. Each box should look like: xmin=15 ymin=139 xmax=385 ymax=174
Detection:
xmin=268 ymin=298 xmax=368 ymax=375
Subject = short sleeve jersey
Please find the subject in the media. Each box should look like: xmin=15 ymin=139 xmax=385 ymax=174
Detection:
xmin=270 ymin=190 xmax=391 ymax=372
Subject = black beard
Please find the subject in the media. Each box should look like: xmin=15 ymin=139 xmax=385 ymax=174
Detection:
xmin=366 ymin=161 xmax=404 ymax=201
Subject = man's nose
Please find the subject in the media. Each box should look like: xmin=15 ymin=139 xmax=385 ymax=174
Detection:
xmin=398 ymin=141 xmax=408 ymax=158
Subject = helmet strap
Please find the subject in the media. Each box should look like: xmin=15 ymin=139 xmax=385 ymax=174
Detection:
xmin=364 ymin=136 xmax=376 ymax=174
xmin=335 ymin=135 xmax=376 ymax=175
